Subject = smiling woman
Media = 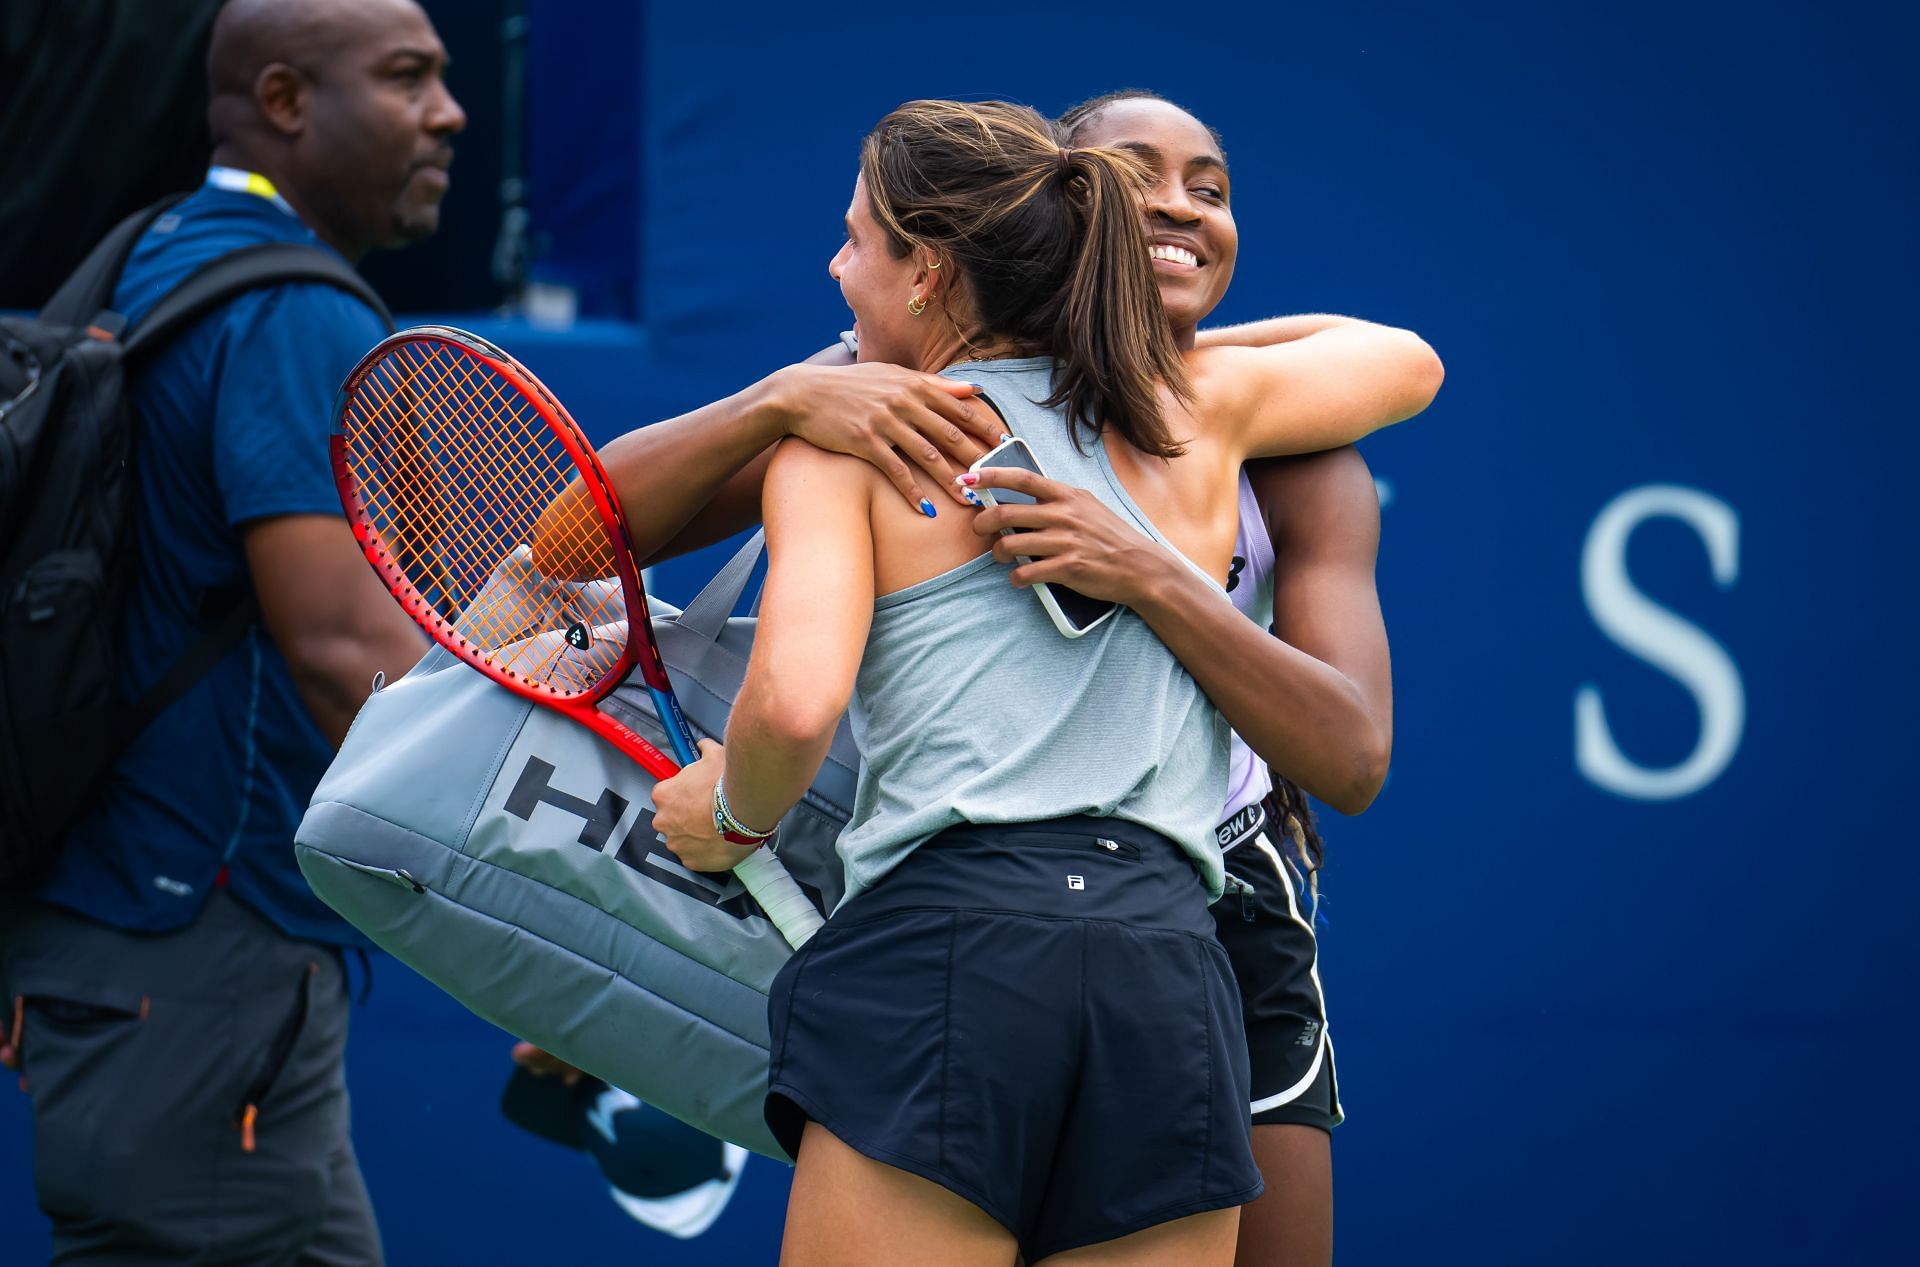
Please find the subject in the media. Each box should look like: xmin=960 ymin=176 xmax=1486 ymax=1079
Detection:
xmin=644 ymin=99 xmax=1263 ymax=1267
xmin=840 ymin=98 xmax=1194 ymax=460
xmin=643 ymin=96 xmax=1434 ymax=1267
xmin=1009 ymin=89 xmax=1424 ymax=1267
xmin=1059 ymin=93 xmax=1237 ymax=341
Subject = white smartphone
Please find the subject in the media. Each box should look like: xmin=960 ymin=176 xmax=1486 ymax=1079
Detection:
xmin=968 ymin=435 xmax=1120 ymax=639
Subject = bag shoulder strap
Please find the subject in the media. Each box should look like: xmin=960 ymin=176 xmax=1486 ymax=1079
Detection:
xmin=676 ymin=530 xmax=767 ymax=641
xmin=106 ymin=239 xmax=389 ymax=747
xmin=123 ymin=242 xmax=394 ymax=361
xmin=112 ymin=595 xmax=259 ymax=754
xmin=38 ymin=195 xmax=192 ymax=327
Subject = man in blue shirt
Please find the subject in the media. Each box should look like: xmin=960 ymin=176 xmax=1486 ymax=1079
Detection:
xmin=1 ymin=0 xmax=463 ymax=1260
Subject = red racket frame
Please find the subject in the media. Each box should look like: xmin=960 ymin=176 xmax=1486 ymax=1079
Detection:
xmin=331 ymin=325 xmax=679 ymax=780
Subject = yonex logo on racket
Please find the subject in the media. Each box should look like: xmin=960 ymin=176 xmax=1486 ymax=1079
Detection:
xmin=565 ymin=622 xmax=591 ymax=650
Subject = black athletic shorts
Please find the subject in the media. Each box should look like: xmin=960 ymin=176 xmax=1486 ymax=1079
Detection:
xmin=1212 ymin=801 xmax=1343 ymax=1132
xmin=765 ymin=816 xmax=1262 ymax=1261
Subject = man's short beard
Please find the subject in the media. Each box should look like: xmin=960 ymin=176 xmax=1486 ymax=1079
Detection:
xmin=388 ymin=200 xmax=443 ymax=246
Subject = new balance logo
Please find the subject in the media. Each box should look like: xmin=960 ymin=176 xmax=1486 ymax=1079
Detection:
xmin=1295 ymin=1019 xmax=1322 ymax=1048
xmin=1215 ymin=802 xmax=1266 ymax=851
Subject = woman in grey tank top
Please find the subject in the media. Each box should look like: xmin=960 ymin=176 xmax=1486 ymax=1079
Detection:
xmin=650 ymin=100 xmax=1391 ymax=1267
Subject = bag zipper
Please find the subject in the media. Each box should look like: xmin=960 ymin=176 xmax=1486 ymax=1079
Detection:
xmin=335 ymin=857 xmax=425 ymax=893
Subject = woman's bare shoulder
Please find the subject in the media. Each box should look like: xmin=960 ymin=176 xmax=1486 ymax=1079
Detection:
xmin=766 ymin=434 xmax=887 ymax=494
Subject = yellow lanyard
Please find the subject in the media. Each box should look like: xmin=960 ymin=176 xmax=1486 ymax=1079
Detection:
xmin=205 ymin=166 xmax=295 ymax=217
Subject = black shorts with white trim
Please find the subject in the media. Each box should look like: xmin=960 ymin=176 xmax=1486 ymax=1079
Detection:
xmin=1212 ymin=801 xmax=1343 ymax=1132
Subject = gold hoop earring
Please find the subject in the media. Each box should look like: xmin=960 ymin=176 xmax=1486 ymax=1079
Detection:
xmin=907 ymin=294 xmax=928 ymax=317
xmin=927 ymin=258 xmax=941 ymax=270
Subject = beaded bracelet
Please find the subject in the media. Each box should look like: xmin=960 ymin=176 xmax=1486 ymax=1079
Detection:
xmin=712 ymin=778 xmax=777 ymax=847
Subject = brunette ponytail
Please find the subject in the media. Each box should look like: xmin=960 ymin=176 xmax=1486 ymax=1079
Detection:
xmin=1048 ymin=146 xmax=1191 ymax=456
xmin=860 ymin=100 xmax=1192 ymax=457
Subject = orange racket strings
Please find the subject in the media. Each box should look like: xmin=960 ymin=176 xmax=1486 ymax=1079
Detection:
xmin=353 ymin=342 xmax=613 ymax=615
xmin=349 ymin=347 xmax=620 ymax=692
xmin=340 ymin=338 xmax=629 ymax=698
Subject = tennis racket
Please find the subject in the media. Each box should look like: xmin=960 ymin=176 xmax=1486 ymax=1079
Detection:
xmin=332 ymin=324 xmax=824 ymax=948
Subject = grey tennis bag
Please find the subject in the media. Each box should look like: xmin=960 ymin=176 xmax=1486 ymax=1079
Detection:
xmin=295 ymin=532 xmax=851 ymax=1162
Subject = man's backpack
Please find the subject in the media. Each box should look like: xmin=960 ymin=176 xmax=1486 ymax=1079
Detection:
xmin=0 ymin=196 xmax=395 ymax=888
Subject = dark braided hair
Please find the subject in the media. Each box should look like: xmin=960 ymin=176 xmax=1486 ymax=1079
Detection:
xmin=1265 ymin=771 xmax=1326 ymax=881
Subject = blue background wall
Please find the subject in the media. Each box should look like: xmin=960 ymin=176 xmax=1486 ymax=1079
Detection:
xmin=6 ymin=1 xmax=1915 ymax=1262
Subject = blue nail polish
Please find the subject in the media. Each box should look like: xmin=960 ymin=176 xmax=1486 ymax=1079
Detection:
xmin=919 ymin=498 xmax=938 ymax=519
xmin=963 ymin=490 xmax=983 ymax=507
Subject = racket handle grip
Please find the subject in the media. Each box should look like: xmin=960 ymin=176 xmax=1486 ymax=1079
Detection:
xmin=735 ymin=848 xmax=825 ymax=949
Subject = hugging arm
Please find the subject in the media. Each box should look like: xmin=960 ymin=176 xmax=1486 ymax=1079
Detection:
xmin=966 ymin=445 xmax=1389 ymax=813
xmin=1192 ymin=314 xmax=1444 ymax=458
xmin=1246 ymin=446 xmax=1392 ymax=810
xmin=1194 ymin=311 xmax=1368 ymax=349
xmin=649 ymin=440 xmax=876 ymax=869
xmin=537 ymin=352 xmax=992 ymax=573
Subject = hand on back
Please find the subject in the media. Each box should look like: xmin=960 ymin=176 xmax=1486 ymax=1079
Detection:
xmin=774 ymin=362 xmax=998 ymax=513
xmin=960 ymin=467 xmax=1179 ymax=608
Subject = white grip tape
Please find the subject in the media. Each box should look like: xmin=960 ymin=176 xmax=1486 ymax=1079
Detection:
xmin=734 ymin=849 xmax=825 ymax=949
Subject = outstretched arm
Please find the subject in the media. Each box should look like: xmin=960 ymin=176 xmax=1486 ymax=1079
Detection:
xmin=542 ymin=354 xmax=993 ymax=571
xmin=1191 ymin=315 xmax=1444 ymax=459
xmin=650 ymin=440 xmax=876 ymax=869
xmin=964 ymin=446 xmax=1389 ymax=813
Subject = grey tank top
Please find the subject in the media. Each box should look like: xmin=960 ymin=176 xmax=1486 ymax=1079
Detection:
xmin=836 ymin=357 xmax=1230 ymax=906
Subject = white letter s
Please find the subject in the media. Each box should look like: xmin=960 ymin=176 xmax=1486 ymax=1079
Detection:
xmin=1576 ymin=485 xmax=1744 ymax=800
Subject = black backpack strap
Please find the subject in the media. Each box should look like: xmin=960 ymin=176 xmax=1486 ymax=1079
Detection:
xmin=111 ymin=592 xmax=260 ymax=756
xmin=106 ymin=244 xmax=390 ymax=749
xmin=122 ymin=242 xmax=394 ymax=361
xmin=39 ymin=195 xmax=193 ymax=327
